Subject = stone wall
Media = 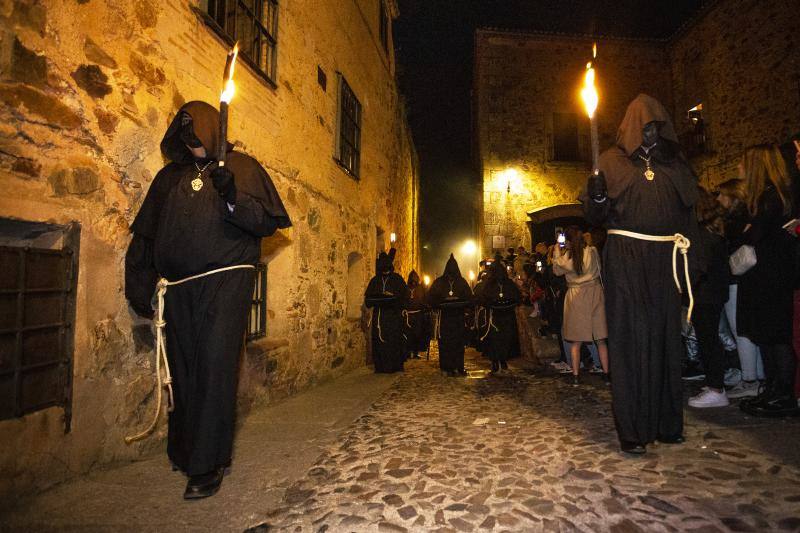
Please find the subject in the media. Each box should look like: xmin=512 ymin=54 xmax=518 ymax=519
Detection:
xmin=474 ymin=30 xmax=672 ymax=251
xmin=670 ymin=0 xmax=800 ymax=188
xmin=0 ymin=0 xmax=417 ymax=504
xmin=476 ymin=0 xmax=800 ymax=250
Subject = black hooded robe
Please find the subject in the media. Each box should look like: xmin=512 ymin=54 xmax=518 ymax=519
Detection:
xmin=405 ymin=271 xmax=431 ymax=355
xmin=125 ymin=101 xmax=291 ymax=476
xmin=365 ymin=254 xmax=410 ymax=373
xmin=428 ymin=255 xmax=473 ymax=373
xmin=583 ymin=94 xmax=698 ymax=445
xmin=478 ymin=262 xmax=522 ymax=364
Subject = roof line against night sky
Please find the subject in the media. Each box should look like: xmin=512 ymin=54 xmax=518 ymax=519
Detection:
xmin=477 ymin=0 xmax=722 ymax=45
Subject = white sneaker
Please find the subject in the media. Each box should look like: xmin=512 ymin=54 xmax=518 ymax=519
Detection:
xmin=724 ymin=368 xmax=742 ymax=387
xmin=688 ymin=389 xmax=730 ymax=408
xmin=726 ymin=380 xmax=760 ymax=399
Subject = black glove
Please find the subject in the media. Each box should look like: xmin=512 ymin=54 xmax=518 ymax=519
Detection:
xmin=211 ymin=166 xmax=237 ymax=204
xmin=587 ymin=171 xmax=607 ymax=202
xmin=178 ymin=112 xmax=203 ymax=149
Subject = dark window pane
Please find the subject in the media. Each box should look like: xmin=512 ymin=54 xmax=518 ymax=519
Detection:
xmin=20 ymin=364 xmax=62 ymax=411
xmin=553 ymin=112 xmax=580 ymax=161
xmin=23 ymin=328 xmax=61 ymax=367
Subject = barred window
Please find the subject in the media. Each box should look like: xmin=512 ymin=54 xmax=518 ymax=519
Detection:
xmin=0 ymin=220 xmax=79 ymax=433
xmin=336 ymin=75 xmax=362 ymax=179
xmin=247 ymin=263 xmax=267 ymax=342
xmin=203 ymin=0 xmax=278 ymax=83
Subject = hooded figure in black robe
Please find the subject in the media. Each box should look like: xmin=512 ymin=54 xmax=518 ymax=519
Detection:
xmin=125 ymin=101 xmax=291 ymax=498
xmin=365 ymin=252 xmax=409 ymax=373
xmin=428 ymin=254 xmax=473 ymax=376
xmin=583 ymin=94 xmax=698 ymax=454
xmin=405 ymin=270 xmax=431 ymax=359
xmin=478 ymin=255 xmax=521 ymax=372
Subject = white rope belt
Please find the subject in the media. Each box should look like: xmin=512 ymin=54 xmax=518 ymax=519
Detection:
xmin=402 ymin=309 xmax=422 ymax=329
xmin=433 ymin=310 xmax=442 ymax=340
xmin=480 ymin=308 xmax=499 ymax=341
xmin=607 ymin=229 xmax=694 ymax=323
xmin=125 ymin=264 xmax=255 ymax=444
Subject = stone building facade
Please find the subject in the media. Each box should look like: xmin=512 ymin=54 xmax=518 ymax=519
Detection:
xmin=0 ymin=0 xmax=418 ymax=503
xmin=475 ymin=0 xmax=800 ymax=252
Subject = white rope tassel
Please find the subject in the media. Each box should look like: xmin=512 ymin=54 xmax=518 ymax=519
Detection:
xmin=433 ymin=310 xmax=442 ymax=340
xmin=607 ymin=229 xmax=694 ymax=323
xmin=125 ymin=264 xmax=255 ymax=444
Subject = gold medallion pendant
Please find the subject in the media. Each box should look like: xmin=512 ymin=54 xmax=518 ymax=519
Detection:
xmin=644 ymin=169 xmax=655 ymax=181
xmin=191 ymin=177 xmax=204 ymax=191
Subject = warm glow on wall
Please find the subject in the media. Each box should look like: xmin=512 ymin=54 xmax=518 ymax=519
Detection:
xmin=490 ymin=168 xmax=525 ymax=195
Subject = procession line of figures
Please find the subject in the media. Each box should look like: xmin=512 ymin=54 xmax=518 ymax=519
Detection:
xmin=367 ymin=93 xmax=800 ymax=458
xmin=121 ymin=93 xmax=800 ymax=499
xmin=365 ymin=251 xmax=522 ymax=376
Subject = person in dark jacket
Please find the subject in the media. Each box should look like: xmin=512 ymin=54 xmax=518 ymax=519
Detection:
xmin=687 ymin=187 xmax=731 ymax=408
xmin=478 ymin=255 xmax=522 ymax=373
xmin=428 ymin=254 xmax=473 ymax=376
xmin=365 ymin=251 xmax=410 ymax=374
xmin=736 ymin=145 xmax=798 ymax=416
xmin=125 ymin=101 xmax=291 ymax=499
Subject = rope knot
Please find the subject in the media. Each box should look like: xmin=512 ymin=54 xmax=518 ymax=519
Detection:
xmin=154 ymin=319 xmax=166 ymax=328
xmin=674 ymin=233 xmax=691 ymax=254
xmin=157 ymin=278 xmax=169 ymax=290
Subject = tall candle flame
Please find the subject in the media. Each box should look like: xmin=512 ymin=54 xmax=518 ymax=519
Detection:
xmin=580 ymin=56 xmax=598 ymax=118
xmin=423 ymin=275 xmax=431 ymax=286
xmin=220 ymin=43 xmax=239 ymax=104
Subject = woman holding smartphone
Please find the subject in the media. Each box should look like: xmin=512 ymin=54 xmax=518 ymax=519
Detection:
xmin=552 ymin=226 xmax=609 ymax=385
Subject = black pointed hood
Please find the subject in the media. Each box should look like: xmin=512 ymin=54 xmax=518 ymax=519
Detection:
xmin=376 ymin=252 xmax=392 ymax=274
xmin=489 ymin=254 xmax=508 ymax=280
xmin=443 ymin=254 xmax=462 ymax=279
xmin=407 ymin=270 xmax=420 ymax=286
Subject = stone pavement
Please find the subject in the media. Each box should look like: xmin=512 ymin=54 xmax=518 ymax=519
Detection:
xmin=1 ymin=367 xmax=399 ymax=532
xmin=4 ymin=348 xmax=800 ymax=533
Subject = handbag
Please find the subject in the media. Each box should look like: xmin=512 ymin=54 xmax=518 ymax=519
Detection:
xmin=729 ymin=244 xmax=757 ymax=276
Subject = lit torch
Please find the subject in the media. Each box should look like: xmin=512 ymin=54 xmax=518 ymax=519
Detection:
xmin=468 ymin=270 xmax=476 ymax=288
xmin=580 ymin=43 xmax=600 ymax=173
xmin=218 ymin=42 xmax=239 ymax=166
xmin=423 ymin=275 xmax=431 ymax=287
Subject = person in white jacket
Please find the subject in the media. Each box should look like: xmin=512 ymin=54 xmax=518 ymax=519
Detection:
xmin=552 ymin=226 xmax=609 ymax=386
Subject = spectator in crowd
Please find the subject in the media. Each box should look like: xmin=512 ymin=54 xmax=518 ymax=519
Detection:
xmin=716 ymin=178 xmax=765 ymax=398
xmin=552 ymin=226 xmax=609 ymax=385
xmin=736 ymin=145 xmax=797 ymax=416
xmin=687 ymin=188 xmax=731 ymax=408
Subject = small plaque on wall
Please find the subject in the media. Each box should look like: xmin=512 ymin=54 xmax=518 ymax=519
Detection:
xmin=492 ymin=235 xmax=505 ymax=250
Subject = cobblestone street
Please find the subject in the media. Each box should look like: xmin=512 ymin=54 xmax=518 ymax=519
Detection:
xmin=255 ymin=348 xmax=800 ymax=533
xmin=5 ymin=347 xmax=800 ymax=532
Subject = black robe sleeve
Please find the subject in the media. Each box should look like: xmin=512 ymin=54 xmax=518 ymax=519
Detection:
xmin=125 ymin=166 xmax=179 ymax=319
xmin=225 ymin=152 xmax=292 ymax=237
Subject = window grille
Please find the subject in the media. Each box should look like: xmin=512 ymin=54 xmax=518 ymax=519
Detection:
xmin=203 ymin=0 xmax=278 ymax=83
xmin=336 ymin=75 xmax=362 ymax=178
xmin=246 ymin=262 xmax=267 ymax=341
xmin=0 ymin=242 xmax=77 ymax=432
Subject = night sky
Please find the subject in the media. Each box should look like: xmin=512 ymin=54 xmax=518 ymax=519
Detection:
xmin=394 ymin=0 xmax=704 ymax=274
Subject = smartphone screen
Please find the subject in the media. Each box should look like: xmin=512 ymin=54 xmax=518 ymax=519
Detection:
xmin=557 ymin=233 xmax=566 ymax=247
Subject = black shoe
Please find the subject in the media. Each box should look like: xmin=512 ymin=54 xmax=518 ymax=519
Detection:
xmin=447 ymin=370 xmax=457 ymax=377
xmin=490 ymin=361 xmax=500 ymax=373
xmin=602 ymin=373 xmax=611 ymax=385
xmin=657 ymin=434 xmax=686 ymax=444
xmin=184 ymin=468 xmax=224 ymax=500
xmin=741 ymin=395 xmax=800 ymax=418
xmin=681 ymin=362 xmax=705 ymax=381
xmin=500 ymin=360 xmax=509 ymax=370
xmin=571 ymin=374 xmax=580 ymax=387
xmin=620 ymin=441 xmax=646 ymax=455
xmin=457 ymin=368 xmax=468 ymax=376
